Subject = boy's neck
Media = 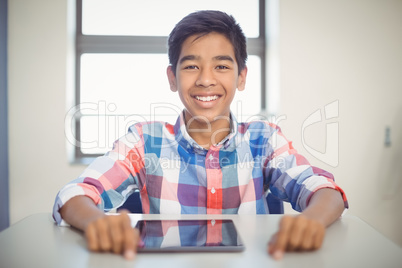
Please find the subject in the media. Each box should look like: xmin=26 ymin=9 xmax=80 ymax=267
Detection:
xmin=184 ymin=112 xmax=231 ymax=150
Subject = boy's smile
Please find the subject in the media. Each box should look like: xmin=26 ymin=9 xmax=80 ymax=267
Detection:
xmin=167 ymin=32 xmax=247 ymax=145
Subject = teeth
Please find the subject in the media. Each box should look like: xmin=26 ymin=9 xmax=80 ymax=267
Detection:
xmin=195 ymin=95 xmax=219 ymax=102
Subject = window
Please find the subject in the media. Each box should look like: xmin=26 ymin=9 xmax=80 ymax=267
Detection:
xmin=70 ymin=0 xmax=267 ymax=161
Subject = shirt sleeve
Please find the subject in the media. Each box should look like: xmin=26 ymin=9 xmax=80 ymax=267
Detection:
xmin=263 ymin=123 xmax=348 ymax=212
xmin=52 ymin=125 xmax=145 ymax=226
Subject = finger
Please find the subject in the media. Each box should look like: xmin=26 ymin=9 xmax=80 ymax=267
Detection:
xmin=288 ymin=216 xmax=308 ymax=251
xmin=313 ymin=224 xmax=325 ymax=250
xmin=267 ymin=233 xmax=278 ymax=254
xmin=96 ymin=218 xmax=112 ymax=252
xmin=120 ymin=212 xmax=137 ymax=260
xmin=272 ymin=216 xmax=293 ymax=259
xmin=118 ymin=208 xmax=131 ymax=214
xmin=300 ymin=223 xmax=315 ymax=250
xmin=85 ymin=222 xmax=99 ymax=252
xmin=109 ymin=216 xmax=124 ymax=254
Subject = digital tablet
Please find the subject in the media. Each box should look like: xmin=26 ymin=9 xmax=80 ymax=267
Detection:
xmin=135 ymin=219 xmax=245 ymax=252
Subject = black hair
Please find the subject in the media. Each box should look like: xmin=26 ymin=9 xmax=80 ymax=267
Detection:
xmin=168 ymin=10 xmax=247 ymax=75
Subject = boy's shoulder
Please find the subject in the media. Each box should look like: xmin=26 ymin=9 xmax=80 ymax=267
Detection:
xmin=127 ymin=120 xmax=175 ymax=137
xmin=238 ymin=119 xmax=281 ymax=134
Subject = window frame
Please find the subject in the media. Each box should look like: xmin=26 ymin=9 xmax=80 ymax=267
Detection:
xmin=73 ymin=0 xmax=267 ymax=161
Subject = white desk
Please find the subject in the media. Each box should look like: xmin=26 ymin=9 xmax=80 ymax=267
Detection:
xmin=0 ymin=213 xmax=401 ymax=268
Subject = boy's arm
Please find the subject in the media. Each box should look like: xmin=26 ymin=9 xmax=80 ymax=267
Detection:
xmin=59 ymin=195 xmax=140 ymax=260
xmin=267 ymin=188 xmax=345 ymax=260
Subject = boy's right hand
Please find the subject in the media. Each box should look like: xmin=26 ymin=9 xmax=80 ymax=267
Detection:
xmin=84 ymin=211 xmax=140 ymax=260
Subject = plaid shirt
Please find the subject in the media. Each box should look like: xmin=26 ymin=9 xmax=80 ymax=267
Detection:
xmin=53 ymin=111 xmax=348 ymax=225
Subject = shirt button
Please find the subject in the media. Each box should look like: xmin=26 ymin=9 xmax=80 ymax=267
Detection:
xmin=211 ymin=187 xmax=216 ymax=194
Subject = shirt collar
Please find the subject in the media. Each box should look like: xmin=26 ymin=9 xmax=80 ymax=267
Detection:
xmin=174 ymin=110 xmax=238 ymax=153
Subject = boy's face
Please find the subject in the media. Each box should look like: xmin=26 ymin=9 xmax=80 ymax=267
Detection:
xmin=167 ymin=32 xmax=247 ymax=126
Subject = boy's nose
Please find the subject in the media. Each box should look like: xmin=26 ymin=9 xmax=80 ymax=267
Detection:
xmin=195 ymin=68 xmax=217 ymax=88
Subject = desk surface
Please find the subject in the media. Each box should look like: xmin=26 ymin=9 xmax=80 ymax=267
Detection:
xmin=0 ymin=213 xmax=401 ymax=268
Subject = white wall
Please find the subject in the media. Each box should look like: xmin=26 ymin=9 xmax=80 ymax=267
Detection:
xmin=8 ymin=0 xmax=402 ymax=247
xmin=279 ymin=0 xmax=402 ymax=246
xmin=8 ymin=0 xmax=85 ymax=223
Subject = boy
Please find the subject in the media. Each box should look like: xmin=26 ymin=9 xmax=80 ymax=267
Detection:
xmin=53 ymin=10 xmax=348 ymax=260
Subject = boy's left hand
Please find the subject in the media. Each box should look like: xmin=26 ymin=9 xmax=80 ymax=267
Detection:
xmin=267 ymin=215 xmax=325 ymax=260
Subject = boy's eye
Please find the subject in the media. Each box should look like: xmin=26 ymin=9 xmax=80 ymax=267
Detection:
xmin=216 ymin=65 xmax=229 ymax=70
xmin=184 ymin=65 xmax=198 ymax=70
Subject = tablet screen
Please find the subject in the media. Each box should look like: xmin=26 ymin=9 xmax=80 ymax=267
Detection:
xmin=135 ymin=219 xmax=245 ymax=252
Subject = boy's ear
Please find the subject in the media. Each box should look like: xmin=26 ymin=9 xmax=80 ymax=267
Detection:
xmin=167 ymin=66 xmax=177 ymax=92
xmin=237 ymin=66 xmax=248 ymax=91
